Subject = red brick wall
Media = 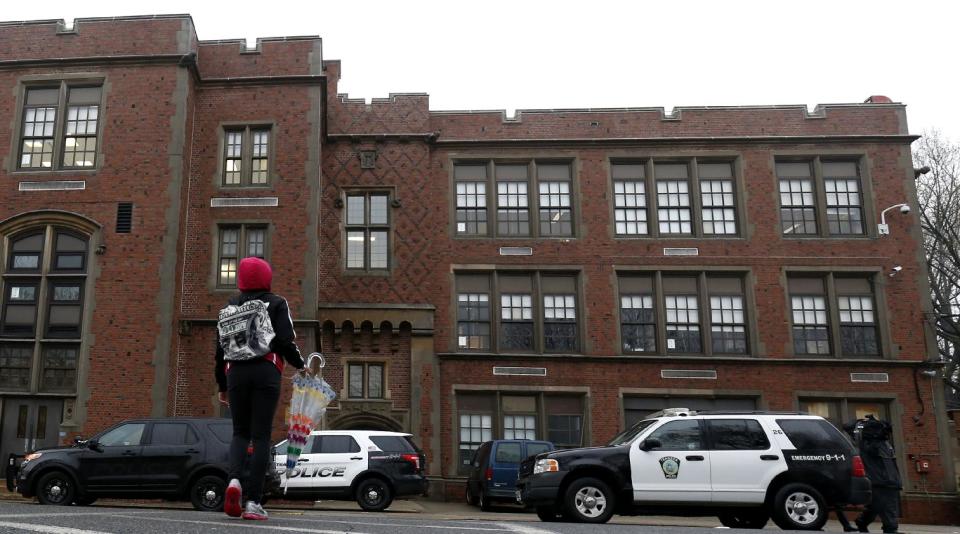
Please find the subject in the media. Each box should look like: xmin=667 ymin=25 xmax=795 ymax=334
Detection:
xmin=197 ymin=39 xmax=318 ymax=79
xmin=0 ymin=17 xmax=188 ymax=61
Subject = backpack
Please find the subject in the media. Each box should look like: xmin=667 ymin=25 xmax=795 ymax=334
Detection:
xmin=217 ymin=298 xmax=276 ymax=361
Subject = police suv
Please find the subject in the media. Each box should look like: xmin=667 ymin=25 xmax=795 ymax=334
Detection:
xmin=516 ymin=409 xmax=871 ymax=530
xmin=273 ymin=430 xmax=427 ymax=511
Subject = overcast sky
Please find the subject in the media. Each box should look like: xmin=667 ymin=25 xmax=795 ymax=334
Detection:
xmin=6 ymin=0 xmax=958 ymax=142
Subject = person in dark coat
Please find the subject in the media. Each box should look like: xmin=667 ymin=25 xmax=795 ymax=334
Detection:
xmin=847 ymin=415 xmax=902 ymax=534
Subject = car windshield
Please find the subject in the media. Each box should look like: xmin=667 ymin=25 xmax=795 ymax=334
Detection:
xmin=608 ymin=419 xmax=657 ymax=446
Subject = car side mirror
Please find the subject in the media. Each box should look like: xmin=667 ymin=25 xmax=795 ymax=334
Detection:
xmin=639 ymin=438 xmax=662 ymax=451
xmin=86 ymin=439 xmax=103 ymax=452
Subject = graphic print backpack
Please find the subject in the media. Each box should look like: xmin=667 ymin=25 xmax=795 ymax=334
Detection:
xmin=217 ymin=299 xmax=276 ymax=361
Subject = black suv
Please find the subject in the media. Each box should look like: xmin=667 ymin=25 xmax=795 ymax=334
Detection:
xmin=7 ymin=417 xmax=280 ymax=511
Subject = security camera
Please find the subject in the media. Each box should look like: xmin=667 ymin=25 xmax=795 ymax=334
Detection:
xmin=900 ymin=205 xmax=911 ymax=214
xmin=889 ymin=265 xmax=903 ymax=277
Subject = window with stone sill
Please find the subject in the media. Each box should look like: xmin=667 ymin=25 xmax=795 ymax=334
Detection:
xmin=222 ymin=126 xmax=271 ymax=186
xmin=217 ymin=225 xmax=267 ymax=287
xmin=19 ymin=84 xmax=102 ymax=170
xmin=777 ymin=159 xmax=867 ymax=237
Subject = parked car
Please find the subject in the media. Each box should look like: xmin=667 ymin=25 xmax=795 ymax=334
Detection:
xmin=7 ymin=417 xmax=280 ymax=511
xmin=273 ymin=430 xmax=428 ymax=511
xmin=517 ymin=408 xmax=871 ymax=530
xmin=465 ymin=440 xmax=554 ymax=511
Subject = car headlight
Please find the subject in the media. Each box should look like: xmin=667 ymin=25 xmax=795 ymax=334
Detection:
xmin=23 ymin=452 xmax=42 ymax=463
xmin=533 ymin=459 xmax=559 ymax=474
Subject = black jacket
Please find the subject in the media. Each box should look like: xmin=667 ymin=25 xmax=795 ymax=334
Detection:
xmin=861 ymin=439 xmax=902 ymax=489
xmin=214 ymin=291 xmax=304 ymax=392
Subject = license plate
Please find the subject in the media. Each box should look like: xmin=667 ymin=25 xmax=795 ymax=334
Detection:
xmin=515 ymin=489 xmax=522 ymax=503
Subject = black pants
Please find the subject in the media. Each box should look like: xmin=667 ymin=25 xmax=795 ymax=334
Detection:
xmin=857 ymin=487 xmax=900 ymax=533
xmin=227 ymin=358 xmax=281 ymax=503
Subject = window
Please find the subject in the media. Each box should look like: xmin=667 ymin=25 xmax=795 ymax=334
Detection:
xmin=345 ymin=192 xmax=390 ymax=270
xmin=150 ymin=423 xmax=199 ymax=446
xmin=222 ymin=126 xmax=271 ymax=186
xmin=369 ymin=435 xmax=417 ymax=453
xmin=495 ymin=442 xmax=523 ymax=463
xmin=98 ymin=423 xmax=145 ymax=447
xmin=623 ymin=396 xmax=757 ymax=428
xmin=611 ymin=160 xmax=739 ymax=238
xmin=453 ymin=161 xmax=575 ymax=238
xmin=347 ymin=362 xmax=385 ymax=399
xmin=646 ymin=420 xmax=703 ymax=450
xmin=799 ymin=398 xmax=889 ymax=430
xmin=317 ymin=435 xmax=361 ymax=454
xmin=618 ymin=272 xmax=749 ymax=356
xmin=455 ymin=272 xmax=579 ymax=354
xmin=776 ymin=418 xmax=852 ymax=451
xmin=19 ymin=83 xmax=102 ymax=170
xmin=777 ymin=158 xmax=868 ymax=237
xmin=706 ymin=419 xmax=770 ymax=450
xmin=1 ymin=226 xmax=89 ymax=394
xmin=217 ymin=225 xmax=267 ymax=287
xmin=788 ymin=274 xmax=882 ymax=357
xmin=457 ymin=392 xmax=585 ymax=472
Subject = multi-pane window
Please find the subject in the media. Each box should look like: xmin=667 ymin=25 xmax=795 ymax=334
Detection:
xmin=620 ymin=275 xmax=656 ymax=353
xmin=613 ymin=160 xmax=739 ymax=238
xmin=836 ymin=278 xmax=879 ymax=356
xmin=455 ymin=272 xmax=579 ymax=354
xmin=537 ymin=164 xmax=573 ymax=236
xmin=613 ymin=164 xmax=648 ymax=235
xmin=347 ymin=362 xmax=385 ymax=399
xmin=788 ymin=275 xmax=881 ymax=357
xmin=19 ymin=84 xmax=102 ymax=170
xmin=457 ymin=392 xmax=586 ymax=472
xmin=656 ymin=163 xmax=692 ymax=234
xmin=222 ymin=126 xmax=271 ymax=186
xmin=799 ymin=398 xmax=889 ymax=431
xmin=217 ymin=225 xmax=267 ymax=287
xmin=823 ymin=162 xmax=864 ymax=235
xmin=778 ymin=159 xmax=869 ymax=237
xmin=1 ymin=226 xmax=89 ymax=394
xmin=453 ymin=161 xmax=575 ymax=238
xmin=345 ymin=192 xmax=390 ymax=271
xmin=618 ymin=273 xmax=749 ymax=356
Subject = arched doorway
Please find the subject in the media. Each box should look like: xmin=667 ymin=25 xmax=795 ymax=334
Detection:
xmin=329 ymin=412 xmax=403 ymax=433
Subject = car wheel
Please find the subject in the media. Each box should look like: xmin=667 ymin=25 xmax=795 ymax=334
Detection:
xmin=770 ymin=483 xmax=828 ymax=531
xmin=356 ymin=478 xmax=393 ymax=512
xmin=562 ymin=477 xmax=615 ymax=524
xmin=74 ymin=496 xmax=98 ymax=506
xmin=477 ymin=489 xmax=490 ymax=512
xmin=536 ymin=506 xmax=563 ymax=522
xmin=465 ymin=486 xmax=478 ymax=506
xmin=36 ymin=471 xmax=76 ymax=506
xmin=190 ymin=475 xmax=226 ymax=512
xmin=718 ymin=508 xmax=769 ymax=529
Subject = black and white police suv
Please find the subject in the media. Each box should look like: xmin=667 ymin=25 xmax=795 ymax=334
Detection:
xmin=273 ymin=430 xmax=428 ymax=511
xmin=516 ymin=409 xmax=871 ymax=530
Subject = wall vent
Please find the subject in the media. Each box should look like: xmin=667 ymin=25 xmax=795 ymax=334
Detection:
xmin=210 ymin=197 xmax=279 ymax=208
xmin=116 ymin=202 xmax=133 ymax=233
xmin=850 ymin=372 xmax=889 ymax=383
xmin=493 ymin=366 xmax=547 ymax=377
xmin=19 ymin=181 xmax=85 ymax=191
xmin=661 ymin=369 xmax=718 ymax=380
xmin=663 ymin=247 xmax=699 ymax=256
xmin=499 ymin=247 xmax=533 ymax=256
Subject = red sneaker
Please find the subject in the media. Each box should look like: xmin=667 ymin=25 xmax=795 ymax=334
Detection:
xmin=224 ymin=479 xmax=242 ymax=518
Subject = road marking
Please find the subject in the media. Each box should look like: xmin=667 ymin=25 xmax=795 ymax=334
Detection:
xmin=0 ymin=521 xmax=114 ymax=534
xmin=494 ymin=522 xmax=558 ymax=534
xmin=260 ymin=514 xmax=511 ymax=531
xmin=111 ymin=514 xmax=368 ymax=533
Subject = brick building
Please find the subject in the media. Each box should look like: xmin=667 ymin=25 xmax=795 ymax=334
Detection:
xmin=0 ymin=14 xmax=956 ymax=522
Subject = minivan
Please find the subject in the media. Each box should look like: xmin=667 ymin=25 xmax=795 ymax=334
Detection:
xmin=465 ymin=440 xmax=554 ymax=511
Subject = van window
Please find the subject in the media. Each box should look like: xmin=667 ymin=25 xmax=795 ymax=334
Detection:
xmin=370 ymin=435 xmax=416 ymax=453
xmin=776 ymin=419 xmax=852 ymax=451
xmin=526 ymin=442 xmax=552 ymax=458
xmin=707 ymin=419 xmax=769 ymax=450
xmin=150 ymin=423 xmax=198 ymax=446
xmin=646 ymin=420 xmax=703 ymax=450
xmin=317 ymin=435 xmax=361 ymax=454
xmin=495 ymin=442 xmax=523 ymax=463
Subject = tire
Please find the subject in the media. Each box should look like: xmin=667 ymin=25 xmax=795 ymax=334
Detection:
xmin=536 ymin=506 xmax=563 ymax=522
xmin=718 ymin=508 xmax=769 ymax=529
xmin=35 ymin=471 xmax=76 ymax=506
xmin=190 ymin=475 xmax=226 ymax=512
xmin=561 ymin=477 xmax=615 ymax=524
xmin=465 ymin=484 xmax=478 ymax=506
xmin=479 ymin=491 xmax=492 ymax=512
xmin=770 ymin=483 xmax=828 ymax=531
xmin=356 ymin=478 xmax=393 ymax=512
xmin=75 ymin=496 xmax=98 ymax=506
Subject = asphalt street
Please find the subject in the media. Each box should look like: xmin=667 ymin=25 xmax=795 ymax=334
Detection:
xmin=0 ymin=501 xmax=818 ymax=534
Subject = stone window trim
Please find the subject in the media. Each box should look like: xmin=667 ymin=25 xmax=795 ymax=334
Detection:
xmin=0 ymin=215 xmax=97 ymax=398
xmin=773 ymin=154 xmax=877 ymax=239
xmin=450 ymin=158 xmax=579 ymax=239
xmin=214 ymin=122 xmax=277 ymax=189
xmin=453 ymin=269 xmax=583 ymax=355
xmin=208 ymin=221 xmax=272 ymax=292
xmin=783 ymin=268 xmax=892 ymax=359
xmin=451 ymin=385 xmax=590 ymax=474
xmin=615 ymin=268 xmax=758 ymax=358
xmin=617 ymin=388 xmax=765 ymax=431
xmin=609 ymin=156 xmax=746 ymax=240
xmin=10 ymin=76 xmax=107 ymax=174
xmin=344 ymin=359 xmax=389 ymax=400
xmin=342 ymin=189 xmax=393 ymax=274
